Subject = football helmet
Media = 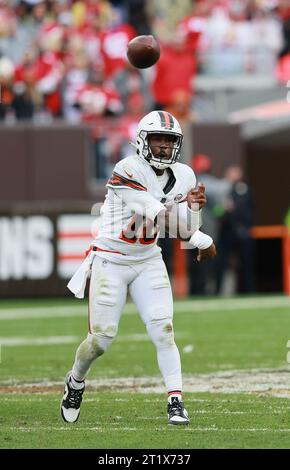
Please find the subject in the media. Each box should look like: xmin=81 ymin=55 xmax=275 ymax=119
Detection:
xmin=136 ymin=111 xmax=183 ymax=170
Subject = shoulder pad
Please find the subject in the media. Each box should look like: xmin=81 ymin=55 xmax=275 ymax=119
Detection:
xmin=107 ymin=156 xmax=147 ymax=191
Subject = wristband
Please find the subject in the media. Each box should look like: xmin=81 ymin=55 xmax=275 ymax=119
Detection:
xmin=189 ymin=230 xmax=213 ymax=250
xmin=176 ymin=202 xmax=202 ymax=234
xmin=187 ymin=207 xmax=202 ymax=231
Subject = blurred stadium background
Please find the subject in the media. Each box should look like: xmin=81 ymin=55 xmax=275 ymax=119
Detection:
xmin=1 ymin=0 xmax=290 ymax=449
xmin=0 ymin=0 xmax=290 ymax=298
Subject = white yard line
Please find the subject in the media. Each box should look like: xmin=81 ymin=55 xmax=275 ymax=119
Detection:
xmin=8 ymin=427 xmax=138 ymax=432
xmin=0 ymin=307 xmax=84 ymax=320
xmin=6 ymin=426 xmax=290 ymax=433
xmin=0 ymin=296 xmax=289 ymax=321
xmin=2 ymin=368 xmax=290 ymax=398
xmin=0 ymin=332 xmax=186 ymax=346
xmin=0 ymin=336 xmax=79 ymax=346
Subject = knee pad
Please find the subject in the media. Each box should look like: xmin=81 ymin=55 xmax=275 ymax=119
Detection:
xmin=77 ymin=333 xmax=106 ymax=360
xmin=89 ymin=321 xmax=118 ymax=354
xmin=146 ymin=319 xmax=175 ymax=350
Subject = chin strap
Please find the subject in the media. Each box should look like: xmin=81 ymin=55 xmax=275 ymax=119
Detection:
xmin=151 ymin=162 xmax=170 ymax=170
xmin=129 ymin=141 xmax=138 ymax=150
xmin=145 ymin=149 xmax=170 ymax=169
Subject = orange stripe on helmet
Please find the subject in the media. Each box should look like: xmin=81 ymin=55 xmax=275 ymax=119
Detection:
xmin=163 ymin=111 xmax=172 ymax=129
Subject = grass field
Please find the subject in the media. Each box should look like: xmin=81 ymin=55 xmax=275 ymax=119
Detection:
xmin=1 ymin=295 xmax=290 ymax=449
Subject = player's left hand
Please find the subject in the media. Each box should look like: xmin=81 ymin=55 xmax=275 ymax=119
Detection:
xmin=187 ymin=183 xmax=207 ymax=210
xmin=197 ymin=243 xmax=217 ymax=262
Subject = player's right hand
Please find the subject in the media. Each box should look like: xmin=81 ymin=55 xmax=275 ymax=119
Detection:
xmin=197 ymin=243 xmax=217 ymax=262
xmin=187 ymin=183 xmax=207 ymax=210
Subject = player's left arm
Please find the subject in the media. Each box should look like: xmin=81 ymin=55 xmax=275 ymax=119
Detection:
xmin=165 ymin=168 xmax=206 ymax=239
xmin=170 ymin=168 xmax=216 ymax=261
xmin=177 ymin=167 xmax=207 ymax=233
xmin=190 ymin=231 xmax=217 ymax=262
xmin=185 ymin=181 xmax=216 ymax=261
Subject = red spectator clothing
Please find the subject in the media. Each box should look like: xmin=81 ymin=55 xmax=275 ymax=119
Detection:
xmin=38 ymin=21 xmax=64 ymax=41
xmin=88 ymin=116 xmax=120 ymax=146
xmin=276 ymin=53 xmax=290 ymax=83
xmin=278 ymin=6 xmax=290 ymax=21
xmin=0 ymin=85 xmax=13 ymax=106
xmin=82 ymin=28 xmax=104 ymax=68
xmin=101 ymin=24 xmax=137 ymax=78
xmin=151 ymin=44 xmax=197 ymax=107
xmin=212 ymin=0 xmax=230 ymax=10
xmin=117 ymin=113 xmax=142 ymax=141
xmin=0 ymin=5 xmax=16 ymax=23
xmin=76 ymin=83 xmax=123 ymax=138
xmin=177 ymin=15 xmax=204 ymax=51
xmin=15 ymin=52 xmax=64 ymax=115
xmin=71 ymin=21 xmax=105 ymax=70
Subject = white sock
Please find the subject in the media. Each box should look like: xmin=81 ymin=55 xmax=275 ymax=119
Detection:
xmin=168 ymin=392 xmax=182 ymax=403
xmin=157 ymin=346 xmax=183 ymax=391
xmin=71 ymin=334 xmax=109 ymax=383
xmin=70 ymin=374 xmax=85 ymax=390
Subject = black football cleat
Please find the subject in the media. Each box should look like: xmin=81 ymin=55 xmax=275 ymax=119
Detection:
xmin=168 ymin=396 xmax=189 ymax=425
xmin=60 ymin=372 xmax=85 ymax=423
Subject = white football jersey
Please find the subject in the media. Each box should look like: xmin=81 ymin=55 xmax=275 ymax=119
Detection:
xmin=94 ymin=154 xmax=197 ymax=264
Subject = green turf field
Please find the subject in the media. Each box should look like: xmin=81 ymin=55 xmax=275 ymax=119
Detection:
xmin=1 ymin=295 xmax=290 ymax=449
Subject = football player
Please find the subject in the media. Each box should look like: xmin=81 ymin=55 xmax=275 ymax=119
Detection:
xmin=61 ymin=110 xmax=216 ymax=425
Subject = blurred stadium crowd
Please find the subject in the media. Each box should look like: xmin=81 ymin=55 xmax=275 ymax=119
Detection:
xmin=1 ymin=0 xmax=290 ymax=125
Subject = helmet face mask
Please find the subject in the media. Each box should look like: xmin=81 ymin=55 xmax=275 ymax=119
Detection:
xmin=136 ymin=111 xmax=183 ymax=170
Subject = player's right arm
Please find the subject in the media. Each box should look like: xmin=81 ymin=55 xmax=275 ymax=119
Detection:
xmin=106 ymin=162 xmax=166 ymax=221
xmin=106 ymin=160 xmax=167 ymax=243
xmin=106 ymin=159 xmax=216 ymax=259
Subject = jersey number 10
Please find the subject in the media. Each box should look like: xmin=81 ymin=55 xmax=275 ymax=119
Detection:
xmin=120 ymin=214 xmax=158 ymax=245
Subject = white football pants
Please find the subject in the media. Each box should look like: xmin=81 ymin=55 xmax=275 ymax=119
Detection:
xmin=71 ymin=254 xmax=182 ymax=392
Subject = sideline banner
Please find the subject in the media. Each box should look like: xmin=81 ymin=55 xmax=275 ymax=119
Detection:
xmin=0 ymin=213 xmax=96 ymax=298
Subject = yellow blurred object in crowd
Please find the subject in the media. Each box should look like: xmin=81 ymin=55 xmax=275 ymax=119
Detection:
xmin=72 ymin=1 xmax=87 ymax=28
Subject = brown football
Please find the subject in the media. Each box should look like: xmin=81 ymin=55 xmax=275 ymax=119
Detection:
xmin=127 ymin=35 xmax=160 ymax=69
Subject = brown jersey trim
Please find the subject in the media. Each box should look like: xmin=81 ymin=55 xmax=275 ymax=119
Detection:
xmin=107 ymin=172 xmax=147 ymax=191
